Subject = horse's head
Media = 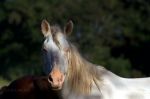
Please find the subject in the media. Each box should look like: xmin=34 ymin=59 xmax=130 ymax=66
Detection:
xmin=41 ymin=19 xmax=73 ymax=90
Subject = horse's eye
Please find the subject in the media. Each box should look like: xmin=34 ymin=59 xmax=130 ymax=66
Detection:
xmin=42 ymin=45 xmax=48 ymax=52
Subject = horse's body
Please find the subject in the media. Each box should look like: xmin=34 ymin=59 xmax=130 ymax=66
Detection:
xmin=76 ymin=68 xmax=150 ymax=99
xmin=61 ymin=50 xmax=150 ymax=99
xmin=40 ymin=19 xmax=150 ymax=99
xmin=0 ymin=76 xmax=61 ymax=99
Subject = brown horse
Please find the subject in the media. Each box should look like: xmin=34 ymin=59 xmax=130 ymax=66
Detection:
xmin=0 ymin=76 xmax=61 ymax=99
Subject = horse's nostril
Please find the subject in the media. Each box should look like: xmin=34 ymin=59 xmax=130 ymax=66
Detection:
xmin=48 ymin=76 xmax=53 ymax=82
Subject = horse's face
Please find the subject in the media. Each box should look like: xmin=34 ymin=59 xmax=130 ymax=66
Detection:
xmin=41 ymin=20 xmax=73 ymax=90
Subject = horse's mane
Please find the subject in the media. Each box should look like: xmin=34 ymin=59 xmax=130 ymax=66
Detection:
xmin=66 ymin=44 xmax=102 ymax=94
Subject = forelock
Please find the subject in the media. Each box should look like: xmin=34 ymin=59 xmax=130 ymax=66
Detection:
xmin=51 ymin=25 xmax=62 ymax=34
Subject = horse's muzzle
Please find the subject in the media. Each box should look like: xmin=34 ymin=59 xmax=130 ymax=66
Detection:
xmin=48 ymin=68 xmax=65 ymax=90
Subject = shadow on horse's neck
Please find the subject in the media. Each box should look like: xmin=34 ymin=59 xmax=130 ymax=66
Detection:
xmin=66 ymin=44 xmax=102 ymax=94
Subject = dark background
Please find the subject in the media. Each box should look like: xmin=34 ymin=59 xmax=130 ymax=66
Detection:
xmin=0 ymin=0 xmax=150 ymax=84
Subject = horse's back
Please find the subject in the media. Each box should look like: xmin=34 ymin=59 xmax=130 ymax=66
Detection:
xmin=95 ymin=66 xmax=150 ymax=99
xmin=0 ymin=76 xmax=35 ymax=99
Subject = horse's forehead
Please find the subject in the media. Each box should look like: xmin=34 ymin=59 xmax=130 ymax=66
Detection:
xmin=51 ymin=26 xmax=61 ymax=34
xmin=43 ymin=25 xmax=69 ymax=50
xmin=50 ymin=26 xmax=65 ymax=42
xmin=57 ymin=33 xmax=65 ymax=42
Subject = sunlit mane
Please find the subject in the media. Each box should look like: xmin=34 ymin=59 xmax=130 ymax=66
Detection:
xmin=66 ymin=44 xmax=101 ymax=94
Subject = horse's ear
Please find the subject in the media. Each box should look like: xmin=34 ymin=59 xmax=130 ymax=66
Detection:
xmin=41 ymin=19 xmax=51 ymax=37
xmin=64 ymin=20 xmax=73 ymax=35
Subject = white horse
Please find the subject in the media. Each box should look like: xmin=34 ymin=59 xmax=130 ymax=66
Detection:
xmin=41 ymin=19 xmax=150 ymax=99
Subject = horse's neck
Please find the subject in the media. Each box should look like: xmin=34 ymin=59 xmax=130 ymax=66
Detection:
xmin=62 ymin=66 xmax=115 ymax=97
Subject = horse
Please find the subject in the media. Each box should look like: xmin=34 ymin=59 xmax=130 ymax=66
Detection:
xmin=0 ymin=75 xmax=61 ymax=99
xmin=40 ymin=19 xmax=150 ymax=99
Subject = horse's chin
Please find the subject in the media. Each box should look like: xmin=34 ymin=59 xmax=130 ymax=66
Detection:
xmin=51 ymin=86 xmax=62 ymax=91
